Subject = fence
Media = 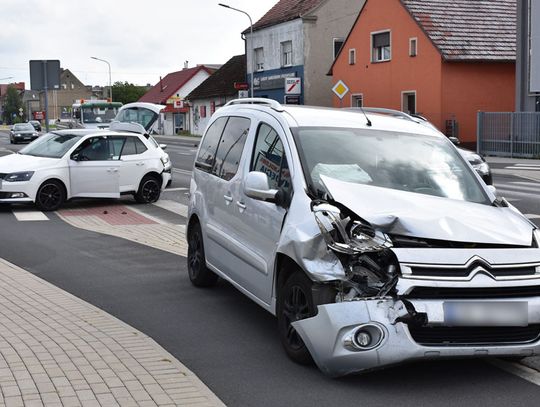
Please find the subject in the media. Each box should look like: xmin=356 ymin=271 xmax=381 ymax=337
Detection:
xmin=477 ymin=112 xmax=540 ymax=157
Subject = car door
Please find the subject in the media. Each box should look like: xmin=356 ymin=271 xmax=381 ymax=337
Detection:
xmin=224 ymin=118 xmax=291 ymax=305
xmin=69 ymin=136 xmax=120 ymax=198
xmin=114 ymin=135 xmax=149 ymax=192
xmin=201 ymin=116 xmax=254 ymax=287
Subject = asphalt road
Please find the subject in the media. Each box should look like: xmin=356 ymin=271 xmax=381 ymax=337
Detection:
xmin=2 ymin=130 xmax=540 ymax=405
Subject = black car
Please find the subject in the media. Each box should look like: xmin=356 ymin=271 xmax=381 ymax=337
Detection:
xmin=28 ymin=120 xmax=42 ymax=132
xmin=10 ymin=123 xmax=39 ymax=144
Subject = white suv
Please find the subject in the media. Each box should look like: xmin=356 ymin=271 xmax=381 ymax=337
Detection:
xmin=187 ymin=98 xmax=540 ymax=376
xmin=0 ymin=122 xmax=171 ymax=210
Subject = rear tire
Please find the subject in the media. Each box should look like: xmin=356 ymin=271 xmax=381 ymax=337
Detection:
xmin=187 ymin=222 xmax=218 ymax=287
xmin=35 ymin=180 xmax=65 ymax=211
xmin=135 ymin=175 xmax=161 ymax=203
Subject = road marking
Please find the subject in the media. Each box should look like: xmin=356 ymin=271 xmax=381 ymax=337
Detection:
xmin=173 ymin=168 xmax=192 ymax=175
xmin=164 ymin=187 xmax=188 ymax=192
xmin=127 ymin=206 xmax=166 ymax=225
xmin=525 ymin=214 xmax=540 ymax=219
xmin=489 ymin=359 xmax=540 ymax=387
xmin=505 ymin=166 xmax=540 ymax=171
xmin=515 ymin=164 xmax=540 ymax=167
xmin=152 ymin=200 xmax=188 ymax=218
xmin=12 ymin=210 xmax=49 ymax=221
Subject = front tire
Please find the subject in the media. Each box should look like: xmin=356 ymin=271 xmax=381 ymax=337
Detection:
xmin=135 ymin=175 xmax=161 ymax=203
xmin=35 ymin=180 xmax=65 ymax=211
xmin=187 ymin=222 xmax=218 ymax=287
xmin=277 ymin=272 xmax=317 ymax=365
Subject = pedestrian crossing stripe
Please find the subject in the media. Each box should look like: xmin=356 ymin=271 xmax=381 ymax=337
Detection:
xmin=12 ymin=210 xmax=49 ymax=221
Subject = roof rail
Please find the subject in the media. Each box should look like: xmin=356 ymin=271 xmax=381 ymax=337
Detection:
xmin=225 ymin=98 xmax=284 ymax=112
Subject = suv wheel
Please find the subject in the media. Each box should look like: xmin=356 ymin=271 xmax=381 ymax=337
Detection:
xmin=277 ymin=271 xmax=317 ymax=365
xmin=135 ymin=175 xmax=161 ymax=204
xmin=36 ymin=180 xmax=65 ymax=211
xmin=187 ymin=222 xmax=218 ymax=287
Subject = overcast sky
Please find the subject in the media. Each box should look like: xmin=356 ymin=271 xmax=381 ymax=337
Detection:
xmin=0 ymin=0 xmax=279 ymax=88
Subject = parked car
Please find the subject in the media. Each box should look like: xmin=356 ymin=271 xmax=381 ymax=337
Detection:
xmin=187 ymin=98 xmax=540 ymax=377
xmin=358 ymin=108 xmax=493 ymax=184
xmin=10 ymin=123 xmax=39 ymax=144
xmin=0 ymin=122 xmax=171 ymax=211
xmin=28 ymin=120 xmax=42 ymax=132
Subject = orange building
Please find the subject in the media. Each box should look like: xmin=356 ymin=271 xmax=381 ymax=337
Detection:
xmin=329 ymin=0 xmax=516 ymax=148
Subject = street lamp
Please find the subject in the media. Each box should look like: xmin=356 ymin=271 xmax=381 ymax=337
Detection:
xmin=218 ymin=3 xmax=254 ymax=98
xmin=91 ymin=56 xmax=112 ymax=101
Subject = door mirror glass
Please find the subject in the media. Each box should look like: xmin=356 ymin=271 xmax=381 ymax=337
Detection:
xmin=448 ymin=136 xmax=460 ymax=145
xmin=244 ymin=171 xmax=279 ymax=202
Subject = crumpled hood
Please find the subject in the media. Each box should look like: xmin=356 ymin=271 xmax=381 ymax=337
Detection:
xmin=320 ymin=176 xmax=534 ymax=246
xmin=0 ymin=153 xmax=60 ymax=173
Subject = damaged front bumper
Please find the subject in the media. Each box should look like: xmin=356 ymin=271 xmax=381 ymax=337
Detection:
xmin=293 ymin=292 xmax=540 ymax=377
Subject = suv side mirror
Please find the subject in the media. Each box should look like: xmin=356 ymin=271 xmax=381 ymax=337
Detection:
xmin=244 ymin=171 xmax=279 ymax=203
xmin=448 ymin=136 xmax=460 ymax=145
xmin=159 ymin=143 xmax=167 ymax=150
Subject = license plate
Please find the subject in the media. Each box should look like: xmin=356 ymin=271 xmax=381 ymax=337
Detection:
xmin=444 ymin=301 xmax=528 ymax=326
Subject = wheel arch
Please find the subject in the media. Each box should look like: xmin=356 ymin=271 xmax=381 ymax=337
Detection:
xmin=34 ymin=178 xmax=68 ymax=202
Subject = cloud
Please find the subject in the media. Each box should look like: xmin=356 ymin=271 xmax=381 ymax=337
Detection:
xmin=0 ymin=0 xmax=278 ymax=86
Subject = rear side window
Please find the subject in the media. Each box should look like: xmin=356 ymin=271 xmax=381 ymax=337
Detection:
xmin=122 ymin=137 xmax=137 ymax=155
xmin=212 ymin=117 xmax=250 ymax=181
xmin=195 ymin=117 xmax=228 ymax=172
xmin=135 ymin=138 xmax=148 ymax=154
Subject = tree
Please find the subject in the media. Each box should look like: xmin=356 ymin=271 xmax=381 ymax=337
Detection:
xmin=111 ymin=81 xmax=147 ymax=105
xmin=2 ymin=86 xmax=24 ymax=124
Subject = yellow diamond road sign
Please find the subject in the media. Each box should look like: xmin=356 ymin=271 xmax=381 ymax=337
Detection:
xmin=332 ymin=80 xmax=349 ymax=99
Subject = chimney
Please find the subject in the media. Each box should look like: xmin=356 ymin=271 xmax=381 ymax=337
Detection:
xmin=160 ymin=76 xmax=163 ymax=92
xmin=184 ymin=61 xmax=189 ymax=70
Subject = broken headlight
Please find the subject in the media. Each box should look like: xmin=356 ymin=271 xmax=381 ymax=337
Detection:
xmin=313 ymin=202 xmax=392 ymax=255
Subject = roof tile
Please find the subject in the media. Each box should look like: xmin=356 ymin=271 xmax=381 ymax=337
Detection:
xmin=402 ymin=0 xmax=516 ymax=61
xmin=251 ymin=0 xmax=325 ymax=31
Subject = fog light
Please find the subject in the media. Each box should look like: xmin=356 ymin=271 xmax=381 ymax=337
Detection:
xmin=344 ymin=323 xmax=386 ymax=352
xmin=10 ymin=193 xmax=26 ymax=198
xmin=355 ymin=330 xmax=372 ymax=348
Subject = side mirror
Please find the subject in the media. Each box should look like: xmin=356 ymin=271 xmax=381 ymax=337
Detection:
xmin=486 ymin=185 xmax=497 ymax=196
xmin=159 ymin=144 xmax=167 ymax=150
xmin=448 ymin=136 xmax=460 ymax=146
xmin=244 ymin=171 xmax=279 ymax=203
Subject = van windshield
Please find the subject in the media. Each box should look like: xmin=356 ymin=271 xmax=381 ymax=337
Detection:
xmin=293 ymin=127 xmax=489 ymax=205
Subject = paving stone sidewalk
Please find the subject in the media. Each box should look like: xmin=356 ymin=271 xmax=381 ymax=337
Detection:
xmin=0 ymin=258 xmax=224 ymax=407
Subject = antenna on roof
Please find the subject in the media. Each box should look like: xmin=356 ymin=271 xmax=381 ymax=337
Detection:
xmin=359 ymin=106 xmax=372 ymax=127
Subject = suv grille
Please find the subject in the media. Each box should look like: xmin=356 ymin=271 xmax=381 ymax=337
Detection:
xmin=0 ymin=174 xmax=6 ymax=180
xmin=405 ymin=286 xmax=540 ymax=299
xmin=408 ymin=325 xmax=540 ymax=346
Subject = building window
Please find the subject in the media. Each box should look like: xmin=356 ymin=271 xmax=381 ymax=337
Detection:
xmin=351 ymin=94 xmax=363 ymax=107
xmin=409 ymin=38 xmax=418 ymax=57
xmin=281 ymin=41 xmax=293 ymax=67
xmin=210 ymin=101 xmax=215 ymax=115
xmin=402 ymin=91 xmax=416 ymax=115
xmin=254 ymin=48 xmax=264 ymax=72
xmin=371 ymin=31 xmax=391 ymax=62
xmin=349 ymin=49 xmax=356 ymax=65
xmin=333 ymin=38 xmax=344 ymax=59
xmin=200 ymin=105 xmax=207 ymax=118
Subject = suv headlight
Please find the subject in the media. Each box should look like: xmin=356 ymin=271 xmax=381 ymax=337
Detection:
xmin=4 ymin=171 xmax=34 ymax=182
xmin=160 ymin=155 xmax=170 ymax=166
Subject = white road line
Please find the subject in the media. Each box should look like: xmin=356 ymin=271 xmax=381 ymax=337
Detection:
xmin=12 ymin=210 xmax=49 ymax=221
xmin=127 ymin=206 xmax=166 ymax=225
xmin=173 ymin=168 xmax=192 ymax=175
xmin=163 ymin=187 xmax=188 ymax=192
xmin=510 ymin=181 xmax=540 ymax=186
xmin=505 ymin=166 xmax=540 ymax=171
xmin=525 ymin=214 xmax=540 ymax=220
xmin=152 ymin=200 xmax=188 ymax=218
xmin=494 ymin=184 xmax=540 ymax=193
xmin=489 ymin=359 xmax=540 ymax=387
xmin=515 ymin=164 xmax=540 ymax=167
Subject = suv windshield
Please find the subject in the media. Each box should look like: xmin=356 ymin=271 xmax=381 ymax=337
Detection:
xmin=19 ymin=132 xmax=82 ymax=158
xmin=294 ymin=127 xmax=489 ymax=204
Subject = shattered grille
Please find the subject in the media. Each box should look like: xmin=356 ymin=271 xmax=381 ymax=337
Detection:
xmin=408 ymin=325 xmax=540 ymax=346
